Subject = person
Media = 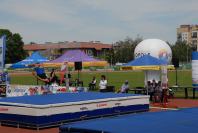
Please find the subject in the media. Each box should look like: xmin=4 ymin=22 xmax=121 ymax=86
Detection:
xmin=120 ymin=80 xmax=130 ymax=93
xmin=49 ymin=68 xmax=60 ymax=85
xmin=153 ymin=81 xmax=162 ymax=103
xmin=60 ymin=61 xmax=68 ymax=84
xmin=89 ymin=76 xmax=97 ymax=90
xmin=146 ymin=81 xmax=154 ymax=101
xmin=32 ymin=63 xmax=49 ymax=84
xmin=99 ymin=75 xmax=107 ymax=92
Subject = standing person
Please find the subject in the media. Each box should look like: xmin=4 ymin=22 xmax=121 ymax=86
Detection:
xmin=60 ymin=61 xmax=68 ymax=84
xmin=99 ymin=75 xmax=107 ymax=92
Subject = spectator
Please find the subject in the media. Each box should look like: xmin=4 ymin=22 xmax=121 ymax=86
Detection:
xmin=147 ymin=81 xmax=154 ymax=101
xmin=99 ymin=75 xmax=107 ymax=92
xmin=32 ymin=63 xmax=49 ymax=84
xmin=89 ymin=76 xmax=97 ymax=90
xmin=60 ymin=61 xmax=68 ymax=84
xmin=49 ymin=68 xmax=60 ymax=85
xmin=120 ymin=80 xmax=130 ymax=93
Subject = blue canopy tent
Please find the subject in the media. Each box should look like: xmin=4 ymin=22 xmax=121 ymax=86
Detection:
xmin=121 ymin=55 xmax=168 ymax=92
xmin=122 ymin=55 xmax=167 ymax=70
xmin=11 ymin=52 xmax=49 ymax=69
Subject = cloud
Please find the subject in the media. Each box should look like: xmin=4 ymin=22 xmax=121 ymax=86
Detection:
xmin=0 ymin=0 xmax=198 ymax=44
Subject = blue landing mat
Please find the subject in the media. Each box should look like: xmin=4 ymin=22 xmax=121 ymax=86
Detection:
xmin=0 ymin=92 xmax=139 ymax=105
xmin=60 ymin=108 xmax=198 ymax=133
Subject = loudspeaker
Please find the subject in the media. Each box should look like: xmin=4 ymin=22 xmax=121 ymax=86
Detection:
xmin=75 ymin=62 xmax=82 ymax=70
xmin=172 ymin=58 xmax=179 ymax=68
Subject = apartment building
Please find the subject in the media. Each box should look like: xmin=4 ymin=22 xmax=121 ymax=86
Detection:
xmin=177 ymin=25 xmax=198 ymax=49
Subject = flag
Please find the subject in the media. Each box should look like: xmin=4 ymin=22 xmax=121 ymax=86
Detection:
xmin=0 ymin=35 xmax=6 ymax=70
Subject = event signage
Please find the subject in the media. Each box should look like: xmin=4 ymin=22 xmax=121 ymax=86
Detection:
xmin=192 ymin=52 xmax=198 ymax=87
xmin=0 ymin=35 xmax=6 ymax=70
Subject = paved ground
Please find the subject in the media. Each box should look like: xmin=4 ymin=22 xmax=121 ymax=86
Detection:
xmin=0 ymin=98 xmax=198 ymax=133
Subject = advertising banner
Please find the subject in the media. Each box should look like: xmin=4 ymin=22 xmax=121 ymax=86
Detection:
xmin=192 ymin=52 xmax=198 ymax=87
xmin=0 ymin=35 xmax=6 ymax=70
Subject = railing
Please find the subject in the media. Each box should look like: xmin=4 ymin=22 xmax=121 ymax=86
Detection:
xmin=169 ymin=86 xmax=197 ymax=99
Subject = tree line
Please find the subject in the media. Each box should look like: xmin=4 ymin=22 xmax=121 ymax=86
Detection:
xmin=0 ymin=29 xmax=195 ymax=64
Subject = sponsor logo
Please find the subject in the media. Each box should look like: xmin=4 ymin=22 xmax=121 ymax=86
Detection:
xmin=135 ymin=52 xmax=150 ymax=58
xmin=0 ymin=108 xmax=8 ymax=111
xmin=97 ymin=103 xmax=107 ymax=108
xmin=115 ymin=103 xmax=121 ymax=106
xmin=80 ymin=107 xmax=88 ymax=111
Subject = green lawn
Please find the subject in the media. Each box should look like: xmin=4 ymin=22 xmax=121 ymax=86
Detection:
xmin=10 ymin=70 xmax=196 ymax=98
xmin=10 ymin=70 xmax=192 ymax=87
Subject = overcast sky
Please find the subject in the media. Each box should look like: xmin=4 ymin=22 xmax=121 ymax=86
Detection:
xmin=0 ymin=0 xmax=198 ymax=44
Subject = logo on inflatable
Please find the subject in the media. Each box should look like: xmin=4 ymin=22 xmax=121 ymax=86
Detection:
xmin=158 ymin=49 xmax=168 ymax=61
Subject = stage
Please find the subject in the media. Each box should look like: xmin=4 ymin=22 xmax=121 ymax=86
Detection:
xmin=0 ymin=92 xmax=149 ymax=128
xmin=60 ymin=107 xmax=198 ymax=133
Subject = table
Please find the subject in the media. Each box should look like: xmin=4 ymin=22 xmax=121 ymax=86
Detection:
xmin=129 ymin=87 xmax=147 ymax=95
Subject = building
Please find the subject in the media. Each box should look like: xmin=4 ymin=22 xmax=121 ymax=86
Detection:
xmin=23 ymin=41 xmax=112 ymax=59
xmin=177 ymin=25 xmax=198 ymax=49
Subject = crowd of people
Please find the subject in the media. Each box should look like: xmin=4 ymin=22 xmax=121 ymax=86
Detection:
xmin=146 ymin=79 xmax=165 ymax=103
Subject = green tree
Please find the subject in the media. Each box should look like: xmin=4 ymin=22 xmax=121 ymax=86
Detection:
xmin=113 ymin=36 xmax=143 ymax=63
xmin=0 ymin=29 xmax=27 ymax=64
xmin=171 ymin=41 xmax=192 ymax=63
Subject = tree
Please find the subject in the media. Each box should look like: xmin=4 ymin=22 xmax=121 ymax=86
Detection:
xmin=171 ymin=41 xmax=192 ymax=63
xmin=112 ymin=36 xmax=143 ymax=63
xmin=0 ymin=29 xmax=27 ymax=64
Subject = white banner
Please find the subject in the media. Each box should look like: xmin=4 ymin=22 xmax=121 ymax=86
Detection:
xmin=6 ymin=85 xmax=88 ymax=97
xmin=192 ymin=52 xmax=198 ymax=87
xmin=0 ymin=35 xmax=6 ymax=70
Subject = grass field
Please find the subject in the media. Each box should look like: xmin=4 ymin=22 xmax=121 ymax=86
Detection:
xmin=9 ymin=70 xmax=197 ymax=98
xmin=10 ymin=70 xmax=192 ymax=87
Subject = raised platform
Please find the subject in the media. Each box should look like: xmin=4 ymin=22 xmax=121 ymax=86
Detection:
xmin=60 ymin=107 xmax=198 ymax=133
xmin=0 ymin=92 xmax=149 ymax=128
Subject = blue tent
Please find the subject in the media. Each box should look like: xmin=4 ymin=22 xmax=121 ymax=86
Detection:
xmin=123 ymin=55 xmax=167 ymax=66
xmin=11 ymin=52 xmax=49 ymax=69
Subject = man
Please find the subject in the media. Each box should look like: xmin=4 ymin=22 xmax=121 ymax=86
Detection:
xmin=120 ymin=80 xmax=130 ymax=93
xmin=32 ymin=63 xmax=49 ymax=83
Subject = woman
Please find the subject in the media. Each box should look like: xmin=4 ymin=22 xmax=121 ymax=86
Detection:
xmin=99 ymin=75 xmax=107 ymax=92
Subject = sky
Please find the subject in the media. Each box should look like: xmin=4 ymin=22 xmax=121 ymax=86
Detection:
xmin=0 ymin=0 xmax=198 ymax=44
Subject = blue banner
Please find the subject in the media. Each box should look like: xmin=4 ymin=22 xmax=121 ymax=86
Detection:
xmin=0 ymin=35 xmax=6 ymax=70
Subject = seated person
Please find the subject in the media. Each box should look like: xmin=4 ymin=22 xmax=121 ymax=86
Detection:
xmin=99 ymin=75 xmax=108 ymax=92
xmin=120 ymin=80 xmax=130 ymax=93
xmin=32 ymin=64 xmax=49 ymax=84
xmin=49 ymin=68 xmax=60 ymax=85
xmin=89 ymin=76 xmax=97 ymax=90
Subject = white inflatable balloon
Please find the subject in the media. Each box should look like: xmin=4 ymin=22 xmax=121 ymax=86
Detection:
xmin=134 ymin=39 xmax=172 ymax=64
xmin=134 ymin=39 xmax=172 ymax=83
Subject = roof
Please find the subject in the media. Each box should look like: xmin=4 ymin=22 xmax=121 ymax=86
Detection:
xmin=123 ymin=55 xmax=167 ymax=66
xmin=24 ymin=42 xmax=112 ymax=51
xmin=11 ymin=51 xmax=49 ymax=69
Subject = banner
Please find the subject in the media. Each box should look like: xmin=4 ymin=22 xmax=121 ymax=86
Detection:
xmin=0 ymin=35 xmax=6 ymax=70
xmin=6 ymin=84 xmax=88 ymax=97
xmin=192 ymin=52 xmax=198 ymax=87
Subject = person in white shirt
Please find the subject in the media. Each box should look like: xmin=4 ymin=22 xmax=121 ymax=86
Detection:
xmin=99 ymin=75 xmax=107 ymax=92
xmin=60 ymin=61 xmax=68 ymax=84
xmin=120 ymin=80 xmax=130 ymax=93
